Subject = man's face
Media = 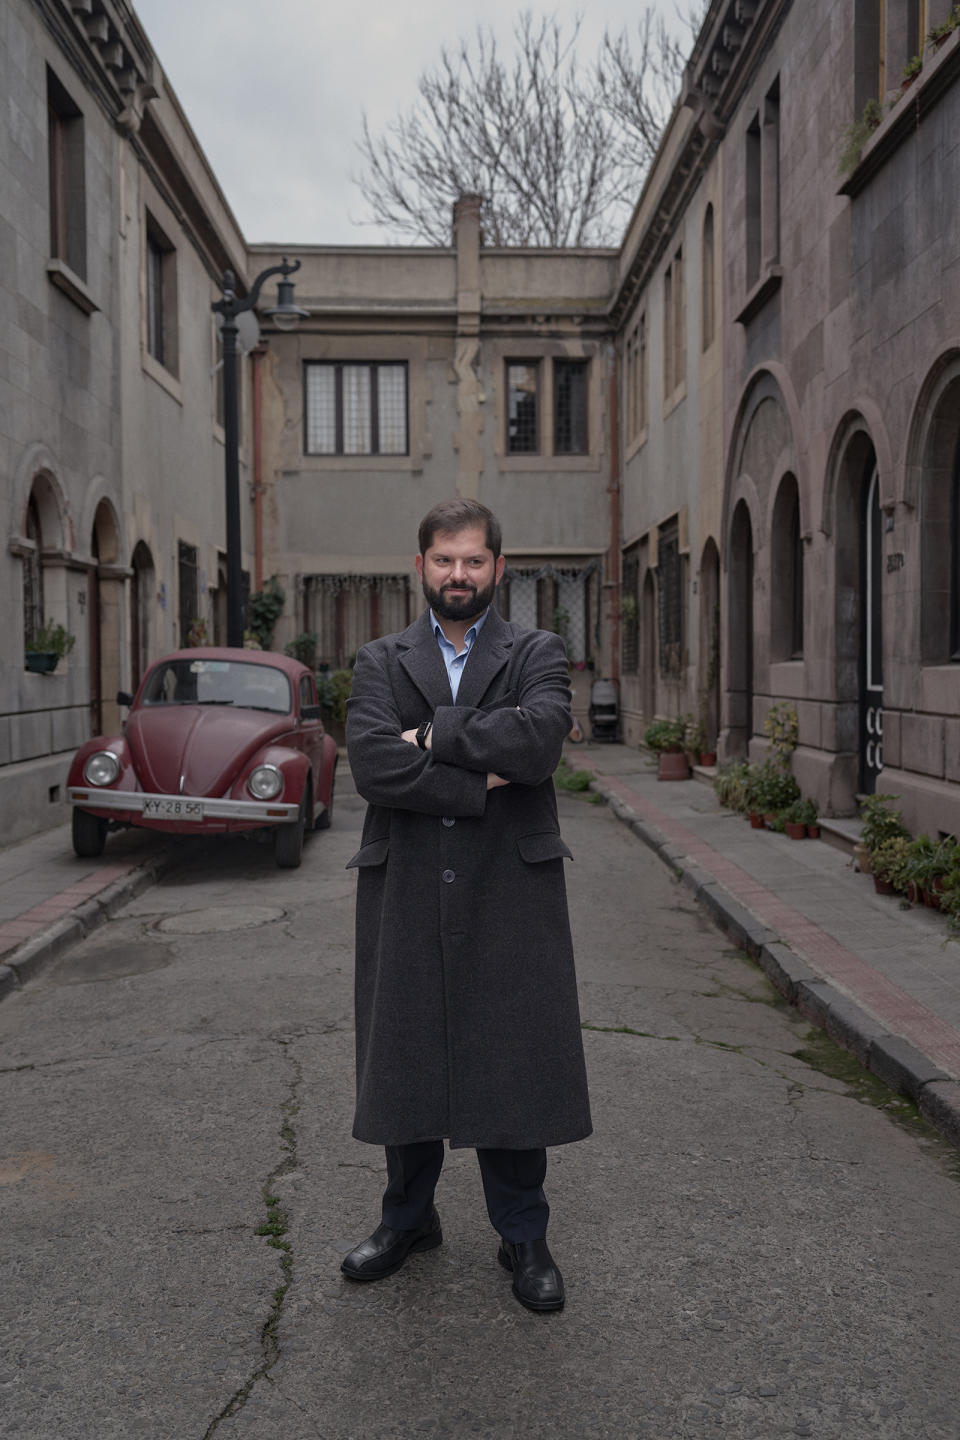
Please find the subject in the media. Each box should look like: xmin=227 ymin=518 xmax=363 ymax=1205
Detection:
xmin=416 ymin=525 xmax=505 ymax=623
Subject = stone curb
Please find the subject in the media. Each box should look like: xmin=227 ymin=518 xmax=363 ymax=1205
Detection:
xmin=589 ymin=775 xmax=960 ymax=1152
xmin=0 ymin=844 xmax=184 ymax=1002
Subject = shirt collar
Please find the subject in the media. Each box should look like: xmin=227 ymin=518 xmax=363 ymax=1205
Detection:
xmin=430 ymin=606 xmax=490 ymax=650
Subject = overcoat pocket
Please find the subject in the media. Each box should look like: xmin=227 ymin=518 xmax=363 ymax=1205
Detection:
xmin=516 ymin=832 xmax=574 ymax=863
xmin=345 ymin=837 xmax=390 ymax=869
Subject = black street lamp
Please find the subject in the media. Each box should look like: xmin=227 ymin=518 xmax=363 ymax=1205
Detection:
xmin=212 ymin=258 xmax=308 ymax=647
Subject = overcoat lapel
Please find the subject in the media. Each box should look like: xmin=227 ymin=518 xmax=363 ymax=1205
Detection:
xmin=455 ymin=607 xmax=514 ymax=710
xmin=397 ymin=611 xmax=454 ymax=709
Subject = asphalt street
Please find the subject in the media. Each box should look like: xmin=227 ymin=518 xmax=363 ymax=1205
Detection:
xmin=2 ymin=770 xmax=960 ymax=1439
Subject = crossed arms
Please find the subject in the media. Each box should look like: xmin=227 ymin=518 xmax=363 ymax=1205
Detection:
xmin=346 ymin=631 xmax=572 ymax=817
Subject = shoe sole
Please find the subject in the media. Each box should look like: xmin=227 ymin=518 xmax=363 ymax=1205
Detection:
xmin=341 ymin=1229 xmax=442 ymax=1282
xmin=497 ymin=1244 xmax=565 ymax=1312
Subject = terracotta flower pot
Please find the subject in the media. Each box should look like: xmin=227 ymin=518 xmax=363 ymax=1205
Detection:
xmin=785 ymin=821 xmax=806 ymax=840
xmin=657 ymin=749 xmax=691 ymax=781
xmin=749 ymin=812 xmax=765 ymax=829
xmin=873 ymin=875 xmax=895 ymax=895
xmin=923 ymin=888 xmax=942 ymax=911
xmin=807 ymin=824 xmax=820 ymax=839
xmin=699 ymin=752 xmax=716 ymax=767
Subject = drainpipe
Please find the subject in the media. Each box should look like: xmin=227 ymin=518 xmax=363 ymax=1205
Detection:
xmin=607 ymin=341 xmax=621 ymax=684
xmin=252 ymin=344 xmax=265 ymax=591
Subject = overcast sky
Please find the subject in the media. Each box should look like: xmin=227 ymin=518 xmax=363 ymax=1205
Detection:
xmin=131 ymin=0 xmax=690 ymax=247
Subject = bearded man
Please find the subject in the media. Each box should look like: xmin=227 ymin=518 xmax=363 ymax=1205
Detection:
xmin=341 ymin=497 xmax=591 ymax=1312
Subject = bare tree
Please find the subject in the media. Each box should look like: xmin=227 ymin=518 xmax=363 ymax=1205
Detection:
xmin=355 ymin=8 xmax=705 ymax=248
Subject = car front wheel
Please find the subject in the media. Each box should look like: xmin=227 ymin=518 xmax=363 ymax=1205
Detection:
xmin=274 ymin=783 xmax=308 ymax=869
xmin=72 ymin=808 xmax=108 ymax=858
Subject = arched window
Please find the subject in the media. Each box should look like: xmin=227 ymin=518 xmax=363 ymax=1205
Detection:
xmin=701 ymin=204 xmax=715 ymax=352
xmin=23 ymin=494 xmax=44 ymax=648
xmin=771 ymin=474 xmax=803 ymax=661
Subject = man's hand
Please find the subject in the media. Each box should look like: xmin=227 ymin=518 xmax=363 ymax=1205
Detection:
xmin=401 ymin=726 xmax=431 ymax=750
xmin=486 ymin=773 xmax=510 ymax=789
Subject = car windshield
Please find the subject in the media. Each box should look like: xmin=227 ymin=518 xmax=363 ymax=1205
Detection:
xmin=140 ymin=659 xmax=292 ymax=714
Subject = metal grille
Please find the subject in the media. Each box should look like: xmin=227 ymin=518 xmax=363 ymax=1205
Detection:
xmin=305 ymin=364 xmax=408 ymax=455
xmin=557 ymin=573 xmax=587 ymax=662
xmin=23 ymin=496 xmax=44 ymax=648
xmin=657 ymin=525 xmax=683 ymax=675
xmin=506 ymin=574 xmax=538 ymax=629
xmin=621 ymin=549 xmax=639 ymax=673
xmin=507 ymin=363 xmax=539 ymax=453
xmin=554 ymin=360 xmax=588 ymax=455
xmin=177 ymin=540 xmax=199 ymax=648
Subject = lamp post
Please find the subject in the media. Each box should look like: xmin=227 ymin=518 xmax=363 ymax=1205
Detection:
xmin=212 ymin=258 xmax=308 ymax=647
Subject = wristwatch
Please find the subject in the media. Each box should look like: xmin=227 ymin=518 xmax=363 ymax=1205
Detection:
xmin=416 ymin=720 xmax=433 ymax=750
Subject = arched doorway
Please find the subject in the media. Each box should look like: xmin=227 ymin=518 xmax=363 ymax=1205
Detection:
xmin=130 ymin=541 xmax=155 ymax=690
xmin=89 ymin=501 xmax=122 ymax=736
xmin=727 ymin=501 xmax=754 ymax=756
xmin=698 ymin=538 xmax=721 ymax=750
xmin=641 ymin=568 xmax=656 ymax=721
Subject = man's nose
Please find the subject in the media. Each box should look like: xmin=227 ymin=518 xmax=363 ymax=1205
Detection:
xmin=449 ymin=561 xmax=470 ymax=582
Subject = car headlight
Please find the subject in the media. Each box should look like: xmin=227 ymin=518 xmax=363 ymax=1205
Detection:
xmin=83 ymin=750 xmax=121 ymax=787
xmin=248 ymin=764 xmax=283 ymax=800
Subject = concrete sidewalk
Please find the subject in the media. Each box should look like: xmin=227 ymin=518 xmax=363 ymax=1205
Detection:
xmin=0 ymin=820 xmax=185 ymax=1003
xmin=570 ymin=742 xmax=960 ymax=1149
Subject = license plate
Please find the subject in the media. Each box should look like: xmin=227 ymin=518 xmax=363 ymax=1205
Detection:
xmin=143 ymin=798 xmax=204 ymax=821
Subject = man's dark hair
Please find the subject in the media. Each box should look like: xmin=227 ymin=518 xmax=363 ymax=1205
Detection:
xmin=418 ymin=498 xmax=502 ymax=559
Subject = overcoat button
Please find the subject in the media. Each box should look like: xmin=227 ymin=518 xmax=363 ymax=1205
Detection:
xmin=442 ymin=816 xmax=456 ymax=827
xmin=442 ymin=869 xmax=456 ymax=883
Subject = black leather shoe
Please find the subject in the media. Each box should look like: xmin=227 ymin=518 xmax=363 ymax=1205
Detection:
xmin=340 ymin=1208 xmax=442 ymax=1281
xmin=497 ymin=1237 xmax=565 ymax=1312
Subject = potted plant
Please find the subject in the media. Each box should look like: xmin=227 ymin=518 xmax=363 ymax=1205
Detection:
xmin=859 ymin=792 xmax=908 ymax=862
xmin=871 ymin=836 xmax=911 ymax=896
xmin=899 ymin=52 xmax=923 ymax=93
xmin=284 ymin=631 xmax=318 ymax=669
xmin=782 ymin=799 xmax=809 ymax=840
xmin=713 ymin=761 xmax=750 ymax=813
xmin=683 ymin=715 xmax=707 ymax=766
xmin=316 ymin=667 xmax=353 ymax=745
xmin=25 ymin=618 xmax=76 ymax=674
xmin=763 ymin=701 xmax=799 ymax=769
xmin=644 ymin=718 xmax=690 ymax=781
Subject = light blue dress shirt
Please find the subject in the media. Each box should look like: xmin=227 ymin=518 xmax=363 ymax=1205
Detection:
xmin=430 ymin=607 xmax=489 ymax=702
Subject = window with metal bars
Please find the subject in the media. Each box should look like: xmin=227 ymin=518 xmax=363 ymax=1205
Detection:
xmin=506 ymin=362 xmax=540 ymax=453
xmin=304 ymin=363 xmax=408 ymax=455
xmin=177 ymin=541 xmax=199 ymax=648
xmin=554 ymin=360 xmax=588 ymax=454
xmin=303 ymin=575 xmax=411 ymax=668
xmin=145 ymin=214 xmax=177 ymax=374
xmin=23 ymin=496 xmax=44 ymax=650
xmin=621 ymin=548 xmax=640 ymax=673
xmin=657 ymin=523 xmax=683 ymax=675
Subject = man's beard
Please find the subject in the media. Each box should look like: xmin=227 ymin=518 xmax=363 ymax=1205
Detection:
xmin=422 ymin=574 xmax=498 ymax=623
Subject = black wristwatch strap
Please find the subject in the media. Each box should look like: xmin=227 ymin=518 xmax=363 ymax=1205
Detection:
xmin=416 ymin=720 xmax=432 ymax=750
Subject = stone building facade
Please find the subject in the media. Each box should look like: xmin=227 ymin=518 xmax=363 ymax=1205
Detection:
xmin=2 ymin=0 xmax=253 ymax=840
xmin=4 ymin=0 xmax=960 ymax=843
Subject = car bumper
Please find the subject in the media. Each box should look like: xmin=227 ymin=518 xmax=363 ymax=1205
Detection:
xmin=67 ymin=788 xmax=300 ymax=823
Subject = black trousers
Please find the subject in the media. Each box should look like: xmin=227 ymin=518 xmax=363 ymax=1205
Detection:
xmin=381 ymin=1140 xmax=549 ymax=1244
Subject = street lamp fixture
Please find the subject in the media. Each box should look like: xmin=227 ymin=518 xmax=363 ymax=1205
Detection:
xmin=211 ymin=257 xmax=308 ymax=646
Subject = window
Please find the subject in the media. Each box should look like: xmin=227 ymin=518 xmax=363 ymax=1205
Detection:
xmin=505 ymin=358 xmax=591 ymax=457
xmin=47 ymin=69 xmax=86 ymax=281
xmin=145 ymin=214 xmax=178 ymax=374
xmin=771 ymin=475 xmax=804 ymax=660
xmin=304 ymin=574 xmax=411 ymax=667
xmin=854 ymin=0 xmax=885 ymax=111
xmin=506 ymin=362 xmax=540 ymax=454
xmin=657 ymin=521 xmax=683 ymax=675
xmin=702 ymin=206 xmax=715 ymax=351
xmin=664 ymin=248 xmax=685 ymax=397
xmin=304 ymin=363 xmax=407 ymax=456
xmin=621 ymin=547 xmax=640 ymax=674
xmin=177 ymin=541 xmax=199 ymax=648
xmin=745 ymin=78 xmax=780 ymax=296
xmin=23 ymin=495 xmax=44 ymax=650
xmin=625 ymin=317 xmax=648 ymax=442
xmin=553 ymin=360 xmax=588 ymax=455
xmin=951 ymin=443 xmax=960 ymax=661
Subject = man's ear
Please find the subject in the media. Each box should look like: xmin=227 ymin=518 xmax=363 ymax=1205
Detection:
xmin=415 ymin=554 xmax=424 ymax=582
xmin=495 ymin=555 xmax=506 ymax=585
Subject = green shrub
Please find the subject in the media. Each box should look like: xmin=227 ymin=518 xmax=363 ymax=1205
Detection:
xmin=859 ymin=793 xmax=908 ymax=854
xmin=29 ymin=618 xmax=76 ymax=658
xmin=316 ymin=668 xmax=353 ymax=726
xmin=644 ymin=717 xmax=686 ymax=753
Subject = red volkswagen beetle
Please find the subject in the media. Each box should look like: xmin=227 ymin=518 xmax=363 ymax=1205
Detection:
xmin=67 ymin=649 xmax=339 ymax=869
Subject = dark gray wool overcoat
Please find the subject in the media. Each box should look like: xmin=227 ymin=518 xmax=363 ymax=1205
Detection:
xmin=345 ymin=606 xmax=592 ymax=1151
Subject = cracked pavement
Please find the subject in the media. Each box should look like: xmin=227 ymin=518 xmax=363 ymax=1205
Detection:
xmin=2 ymin=770 xmax=960 ymax=1438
